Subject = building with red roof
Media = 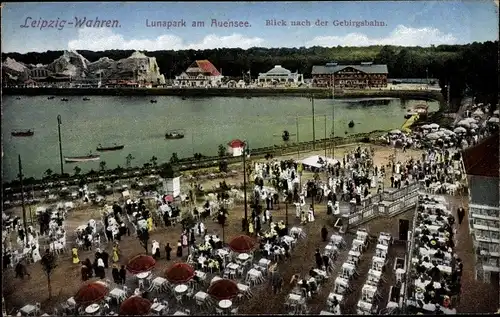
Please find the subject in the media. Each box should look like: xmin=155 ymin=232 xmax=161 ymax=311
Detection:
xmin=227 ymin=139 xmax=246 ymax=157
xmin=174 ymin=60 xmax=224 ymax=87
xmin=461 ymin=132 xmax=499 ymax=282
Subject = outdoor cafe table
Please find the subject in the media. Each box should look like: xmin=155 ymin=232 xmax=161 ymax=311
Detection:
xmin=150 ymin=303 xmax=166 ymax=314
xmin=219 ymin=299 xmax=233 ymax=309
xmin=20 ymin=305 xmax=36 ymax=316
xmin=238 ymin=253 xmax=250 ymax=261
xmin=174 ymin=284 xmax=188 ymax=294
xmin=136 ymin=271 xmax=150 ymax=279
xmin=85 ymin=304 xmax=100 ymax=314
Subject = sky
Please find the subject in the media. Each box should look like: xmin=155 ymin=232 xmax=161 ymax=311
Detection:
xmin=2 ymin=1 xmax=499 ymax=53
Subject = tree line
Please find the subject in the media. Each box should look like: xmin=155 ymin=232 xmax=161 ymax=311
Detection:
xmin=3 ymin=41 xmax=498 ymax=104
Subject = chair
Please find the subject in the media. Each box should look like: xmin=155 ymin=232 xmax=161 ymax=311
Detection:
xmin=175 ymin=294 xmax=183 ymax=304
xmin=138 ymin=279 xmax=145 ymax=290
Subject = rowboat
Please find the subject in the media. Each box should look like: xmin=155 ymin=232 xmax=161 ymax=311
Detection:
xmin=165 ymin=129 xmax=185 ymax=139
xmin=96 ymin=144 xmax=125 ymax=152
xmin=11 ymin=129 xmax=34 ymax=137
xmin=64 ymin=154 xmax=100 ymax=163
xmin=348 ymin=120 xmax=355 ymax=128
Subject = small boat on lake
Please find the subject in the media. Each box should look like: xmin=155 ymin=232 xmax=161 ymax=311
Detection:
xmin=47 ymin=96 xmax=55 ymax=100
xmin=64 ymin=153 xmax=100 ymax=163
xmin=11 ymin=129 xmax=34 ymax=137
xmin=83 ymin=97 xmax=91 ymax=101
xmin=61 ymin=98 xmax=69 ymax=101
xmin=96 ymin=143 xmax=125 ymax=152
xmin=165 ymin=129 xmax=185 ymax=139
xmin=150 ymin=100 xmax=157 ymax=103
xmin=348 ymin=120 xmax=355 ymax=128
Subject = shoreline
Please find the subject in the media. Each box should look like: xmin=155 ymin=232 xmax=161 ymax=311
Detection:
xmin=2 ymin=130 xmax=386 ymax=189
xmin=3 ymin=87 xmax=444 ymax=101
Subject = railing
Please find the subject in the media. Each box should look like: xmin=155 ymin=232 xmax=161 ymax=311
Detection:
xmin=402 ymin=203 xmax=420 ymax=313
xmin=347 ymin=181 xmax=420 ymax=226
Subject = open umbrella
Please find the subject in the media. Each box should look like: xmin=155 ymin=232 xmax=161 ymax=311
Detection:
xmin=208 ymin=279 xmax=239 ymax=300
xmin=453 ymin=127 xmax=467 ymax=134
xmin=228 ymin=235 xmax=256 ymax=253
xmin=389 ymin=129 xmax=401 ymax=135
xmin=488 ymin=117 xmax=499 ymax=123
xmin=164 ymin=195 xmax=174 ymax=202
xmin=494 ymin=110 xmax=499 ymax=115
xmin=429 ymin=123 xmax=440 ymax=129
xmin=74 ymin=281 xmax=109 ymax=306
xmin=127 ymin=254 xmax=156 ymax=274
xmin=164 ymin=262 xmax=195 ymax=284
xmin=421 ymin=124 xmax=431 ymax=129
xmin=119 ymin=296 xmax=152 ymax=315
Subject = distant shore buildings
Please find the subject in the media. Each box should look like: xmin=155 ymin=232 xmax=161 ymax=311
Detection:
xmin=174 ymin=60 xmax=224 ymax=88
xmin=257 ymin=65 xmax=304 ymax=87
xmin=311 ymin=62 xmax=388 ymax=89
xmin=3 ymin=53 xmax=396 ymax=90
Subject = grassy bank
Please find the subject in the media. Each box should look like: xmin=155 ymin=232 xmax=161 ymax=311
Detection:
xmin=4 ymin=87 xmax=444 ymax=101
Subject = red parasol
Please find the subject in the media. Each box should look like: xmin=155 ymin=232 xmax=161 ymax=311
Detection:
xmin=119 ymin=296 xmax=152 ymax=315
xmin=228 ymin=235 xmax=256 ymax=253
xmin=207 ymin=279 xmax=239 ymax=300
xmin=74 ymin=281 xmax=109 ymax=305
xmin=126 ymin=254 xmax=156 ymax=274
xmin=164 ymin=195 xmax=174 ymax=202
xmin=164 ymin=262 xmax=195 ymax=284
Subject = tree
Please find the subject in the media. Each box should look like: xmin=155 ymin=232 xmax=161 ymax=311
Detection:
xmin=218 ymin=144 xmax=226 ymax=157
xmin=150 ymin=156 xmax=158 ymax=167
xmin=170 ymin=153 xmax=179 ymax=164
xmin=159 ymin=163 xmax=176 ymax=179
xmin=44 ymin=169 xmax=53 ymax=179
xmin=137 ymin=228 xmax=150 ymax=255
xmin=41 ymin=250 xmax=57 ymax=299
xmin=125 ymin=154 xmax=135 ymax=169
xmin=73 ymin=166 xmax=81 ymax=176
xmin=99 ymin=161 xmax=107 ymax=172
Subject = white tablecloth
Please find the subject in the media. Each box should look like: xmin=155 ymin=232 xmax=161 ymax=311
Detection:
xmin=85 ymin=304 xmax=100 ymax=314
xmin=174 ymin=284 xmax=188 ymax=293
xmin=219 ymin=299 xmax=232 ymax=309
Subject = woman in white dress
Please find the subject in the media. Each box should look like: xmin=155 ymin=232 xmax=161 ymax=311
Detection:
xmin=31 ymin=244 xmax=42 ymax=263
xmin=307 ymin=208 xmax=315 ymax=222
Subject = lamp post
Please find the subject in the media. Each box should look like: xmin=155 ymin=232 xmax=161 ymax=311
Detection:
xmin=57 ymin=115 xmax=64 ymax=175
xmin=296 ymin=116 xmax=300 ymax=159
xmin=311 ymin=95 xmax=316 ymax=150
xmin=242 ymin=141 xmax=248 ymax=232
xmin=18 ymin=155 xmax=28 ymax=247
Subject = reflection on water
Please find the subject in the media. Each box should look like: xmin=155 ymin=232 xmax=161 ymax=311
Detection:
xmin=2 ymin=95 xmax=438 ymax=180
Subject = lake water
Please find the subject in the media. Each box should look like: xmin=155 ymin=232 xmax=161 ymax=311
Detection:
xmin=2 ymin=95 xmax=438 ymax=181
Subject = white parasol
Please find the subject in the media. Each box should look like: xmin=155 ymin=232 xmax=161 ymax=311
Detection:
xmin=453 ymin=127 xmax=467 ymax=133
xmin=389 ymin=129 xmax=402 ymax=134
xmin=494 ymin=110 xmax=499 ymax=115
xmin=429 ymin=123 xmax=440 ymax=129
xmin=488 ymin=117 xmax=499 ymax=123
xmin=473 ymin=109 xmax=484 ymax=116
xmin=421 ymin=124 xmax=431 ymax=129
